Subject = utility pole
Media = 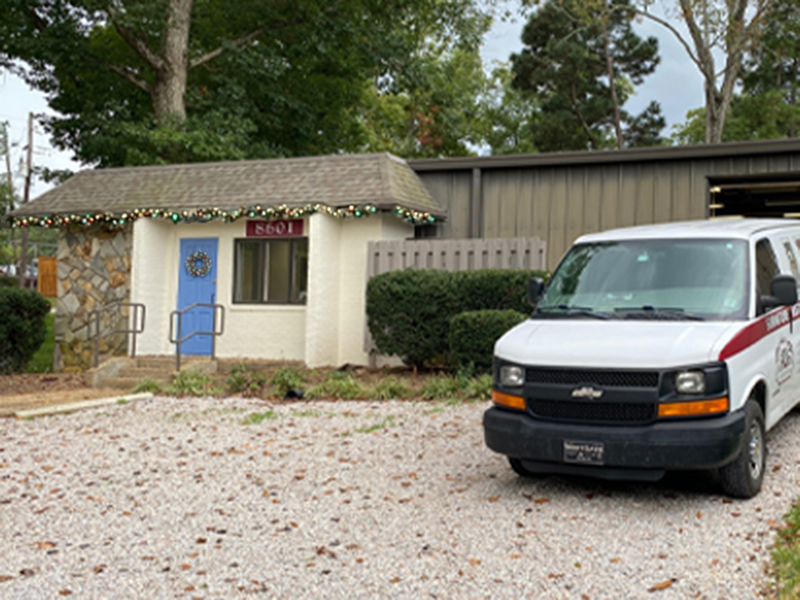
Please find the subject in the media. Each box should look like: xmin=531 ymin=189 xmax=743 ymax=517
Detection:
xmin=2 ymin=122 xmax=16 ymax=270
xmin=18 ymin=112 xmax=32 ymax=289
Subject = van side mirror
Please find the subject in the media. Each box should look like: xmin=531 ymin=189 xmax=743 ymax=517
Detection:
xmin=762 ymin=274 xmax=798 ymax=311
xmin=527 ymin=277 xmax=545 ymax=306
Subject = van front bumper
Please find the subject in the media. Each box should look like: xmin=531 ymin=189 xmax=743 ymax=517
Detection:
xmin=483 ymin=406 xmax=747 ymax=480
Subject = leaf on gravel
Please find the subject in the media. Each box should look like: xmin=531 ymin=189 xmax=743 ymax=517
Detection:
xmin=34 ymin=541 xmax=56 ymax=550
xmin=0 ymin=575 xmax=13 ymax=582
xmin=488 ymin=496 xmax=499 ymax=502
xmin=696 ymin=512 xmax=702 ymax=518
xmin=648 ymin=579 xmax=676 ymax=592
xmin=469 ymin=558 xmax=481 ymax=566
xmin=19 ymin=569 xmax=36 ymax=577
xmin=58 ymin=591 xmax=72 ymax=596
xmin=390 ymin=576 xmax=401 ymax=583
xmin=534 ymin=498 xmax=549 ymax=505
xmin=611 ymin=557 xmax=621 ymax=563
xmin=772 ymin=464 xmax=782 ymax=472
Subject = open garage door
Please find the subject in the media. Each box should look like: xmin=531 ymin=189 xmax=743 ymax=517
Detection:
xmin=710 ymin=176 xmax=800 ymax=218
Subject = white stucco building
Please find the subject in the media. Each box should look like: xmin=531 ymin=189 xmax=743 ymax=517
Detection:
xmin=6 ymin=154 xmax=444 ymax=369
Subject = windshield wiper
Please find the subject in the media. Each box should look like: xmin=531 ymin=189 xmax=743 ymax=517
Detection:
xmin=537 ymin=305 xmax=610 ymax=320
xmin=613 ymin=306 xmax=705 ymax=321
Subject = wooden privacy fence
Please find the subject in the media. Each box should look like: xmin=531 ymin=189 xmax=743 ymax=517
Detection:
xmin=367 ymin=236 xmax=547 ymax=278
xmin=364 ymin=237 xmax=547 ymax=357
xmin=37 ymin=256 xmax=57 ymax=297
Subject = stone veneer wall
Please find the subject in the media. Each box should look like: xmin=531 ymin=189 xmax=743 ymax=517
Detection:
xmin=55 ymin=224 xmax=133 ymax=370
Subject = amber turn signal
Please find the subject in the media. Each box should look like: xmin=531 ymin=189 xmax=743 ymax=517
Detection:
xmin=657 ymin=397 xmax=729 ymax=418
xmin=492 ymin=390 xmax=526 ymax=410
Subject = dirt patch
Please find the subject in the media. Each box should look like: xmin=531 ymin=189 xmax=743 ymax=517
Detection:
xmin=0 ymin=373 xmax=120 ymax=417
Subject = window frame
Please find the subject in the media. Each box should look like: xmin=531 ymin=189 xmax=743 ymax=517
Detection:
xmin=232 ymin=237 xmax=309 ymax=305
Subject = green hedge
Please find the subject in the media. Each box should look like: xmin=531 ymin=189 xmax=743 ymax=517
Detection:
xmin=366 ymin=268 xmax=547 ymax=369
xmin=0 ymin=287 xmax=51 ymax=374
xmin=0 ymin=275 xmax=19 ymax=288
xmin=366 ymin=269 xmax=457 ymax=368
xmin=449 ymin=309 xmax=528 ymax=374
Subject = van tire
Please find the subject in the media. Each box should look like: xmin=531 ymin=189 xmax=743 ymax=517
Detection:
xmin=509 ymin=458 xmax=540 ymax=478
xmin=719 ymin=400 xmax=766 ymax=499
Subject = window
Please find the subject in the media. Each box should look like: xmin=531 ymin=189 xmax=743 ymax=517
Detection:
xmin=755 ymin=239 xmax=779 ymax=298
xmin=234 ymin=238 xmax=308 ymax=304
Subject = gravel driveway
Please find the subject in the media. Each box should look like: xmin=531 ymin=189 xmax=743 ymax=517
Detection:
xmin=1 ymin=396 xmax=798 ymax=599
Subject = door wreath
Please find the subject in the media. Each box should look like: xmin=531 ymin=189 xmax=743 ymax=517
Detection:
xmin=185 ymin=250 xmax=212 ymax=278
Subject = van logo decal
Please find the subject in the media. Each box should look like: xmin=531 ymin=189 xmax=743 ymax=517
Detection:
xmin=571 ymin=386 xmax=603 ymax=399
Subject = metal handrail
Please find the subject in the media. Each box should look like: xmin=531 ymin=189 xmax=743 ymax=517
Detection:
xmin=169 ymin=303 xmax=225 ymax=371
xmin=88 ymin=302 xmax=146 ymax=368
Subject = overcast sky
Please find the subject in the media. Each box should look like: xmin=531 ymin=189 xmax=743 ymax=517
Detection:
xmin=0 ymin=5 xmax=704 ymax=199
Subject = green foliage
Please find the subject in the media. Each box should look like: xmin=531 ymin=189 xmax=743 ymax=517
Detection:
xmin=449 ymin=309 xmax=527 ymax=374
xmin=167 ymin=370 xmax=221 ymax=397
xmin=420 ymin=375 xmax=462 ymax=400
xmin=0 ymin=276 xmax=19 ymax=288
xmin=462 ymin=373 xmax=493 ymax=400
xmin=226 ymin=363 xmax=268 ymax=397
xmin=132 ymin=378 xmax=164 ymax=394
xmin=480 ymin=66 xmax=539 ymax=156
xmin=271 ymin=366 xmax=306 ymax=397
xmin=306 ymin=372 xmax=369 ymax=400
xmin=772 ymin=502 xmax=800 ymax=598
xmin=373 ymin=376 xmax=412 ymax=400
xmin=0 ymin=287 xmax=50 ymax=374
xmin=1 ymin=0 xmax=495 ymax=166
xmin=367 ymin=269 xmax=457 ymax=368
xmin=242 ymin=410 xmax=277 ymax=425
xmin=511 ymin=0 xmax=664 ymax=151
xmin=366 ymin=268 xmax=545 ymax=368
xmin=26 ymin=310 xmax=55 ymax=373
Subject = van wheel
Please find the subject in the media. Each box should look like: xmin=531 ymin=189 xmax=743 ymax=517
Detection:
xmin=509 ymin=458 xmax=539 ymax=478
xmin=719 ymin=400 xmax=766 ymax=499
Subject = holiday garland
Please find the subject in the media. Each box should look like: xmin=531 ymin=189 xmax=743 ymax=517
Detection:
xmin=185 ymin=250 xmax=212 ymax=278
xmin=6 ymin=203 xmax=439 ymax=230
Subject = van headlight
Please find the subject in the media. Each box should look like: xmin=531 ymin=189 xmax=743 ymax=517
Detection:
xmin=499 ymin=365 xmax=524 ymax=387
xmin=675 ymin=370 xmax=705 ymax=394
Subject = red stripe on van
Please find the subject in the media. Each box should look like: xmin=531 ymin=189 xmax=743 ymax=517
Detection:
xmin=718 ymin=306 xmax=794 ymax=361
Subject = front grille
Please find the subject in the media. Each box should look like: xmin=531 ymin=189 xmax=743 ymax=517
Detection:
xmin=528 ymin=398 xmax=656 ymax=423
xmin=526 ymin=368 xmax=659 ymax=388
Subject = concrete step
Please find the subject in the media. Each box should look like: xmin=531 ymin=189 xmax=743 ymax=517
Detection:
xmin=116 ymin=367 xmax=175 ymax=381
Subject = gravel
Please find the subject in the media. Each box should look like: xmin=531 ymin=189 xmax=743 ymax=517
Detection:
xmin=1 ymin=396 xmax=799 ymax=599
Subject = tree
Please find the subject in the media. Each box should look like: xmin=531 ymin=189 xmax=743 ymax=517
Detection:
xmin=511 ymin=0 xmax=664 ymax=152
xmin=0 ymin=0 xmax=491 ymax=166
xmin=670 ymin=0 xmax=799 ymax=144
xmin=637 ymin=0 xmax=772 ymax=144
xmin=480 ymin=66 xmax=539 ymax=155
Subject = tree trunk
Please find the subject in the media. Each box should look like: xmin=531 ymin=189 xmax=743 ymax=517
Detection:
xmin=601 ymin=15 xmax=624 ymax=149
xmin=152 ymin=0 xmax=194 ymax=127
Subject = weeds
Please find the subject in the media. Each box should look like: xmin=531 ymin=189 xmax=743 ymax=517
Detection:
xmin=355 ymin=415 xmax=395 ymax=434
xmin=226 ymin=364 xmax=268 ymax=397
xmin=272 ymin=366 xmax=306 ymax=397
xmin=462 ymin=374 xmax=493 ymax=401
xmin=133 ymin=378 xmax=164 ymax=394
xmin=306 ymin=372 xmax=369 ymax=400
xmin=373 ymin=376 xmax=411 ymax=400
xmin=420 ymin=375 xmax=462 ymax=400
xmin=167 ymin=370 xmax=223 ymax=397
xmin=242 ymin=410 xmax=277 ymax=425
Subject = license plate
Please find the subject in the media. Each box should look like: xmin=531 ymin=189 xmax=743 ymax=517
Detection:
xmin=563 ymin=440 xmax=605 ymax=465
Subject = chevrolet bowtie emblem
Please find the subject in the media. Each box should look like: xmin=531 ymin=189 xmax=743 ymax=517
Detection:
xmin=571 ymin=386 xmax=603 ymax=399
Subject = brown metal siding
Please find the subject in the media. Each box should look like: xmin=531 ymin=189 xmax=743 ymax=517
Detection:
xmin=415 ymin=145 xmax=800 ymax=270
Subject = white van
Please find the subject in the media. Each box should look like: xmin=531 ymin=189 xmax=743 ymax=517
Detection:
xmin=485 ymin=219 xmax=800 ymax=498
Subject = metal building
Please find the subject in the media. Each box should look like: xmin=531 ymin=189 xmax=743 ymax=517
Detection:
xmin=410 ymin=139 xmax=800 ymax=269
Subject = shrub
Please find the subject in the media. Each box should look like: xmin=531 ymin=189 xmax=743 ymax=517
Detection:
xmin=226 ymin=364 xmax=268 ymax=397
xmin=449 ymin=309 xmax=528 ymax=374
xmin=463 ymin=374 xmax=493 ymax=400
xmin=0 ymin=287 xmax=50 ymax=374
xmin=0 ymin=276 xmax=19 ymax=288
xmin=366 ymin=268 xmax=457 ymax=368
xmin=366 ymin=268 xmax=547 ymax=369
xmin=452 ymin=269 xmax=549 ymax=314
xmin=133 ymin=378 xmax=164 ymax=394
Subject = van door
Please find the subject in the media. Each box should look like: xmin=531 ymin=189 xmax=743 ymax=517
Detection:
xmin=774 ymin=235 xmax=800 ymax=412
xmin=759 ymin=237 xmax=799 ymax=421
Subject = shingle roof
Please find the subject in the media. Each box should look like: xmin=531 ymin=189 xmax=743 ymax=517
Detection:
xmin=8 ymin=153 xmax=444 ymax=220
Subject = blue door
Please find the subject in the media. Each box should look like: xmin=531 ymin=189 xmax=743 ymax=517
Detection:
xmin=177 ymin=238 xmax=218 ymax=355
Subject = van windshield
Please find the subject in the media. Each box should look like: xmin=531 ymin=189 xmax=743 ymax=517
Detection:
xmin=537 ymin=238 xmax=749 ymax=321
